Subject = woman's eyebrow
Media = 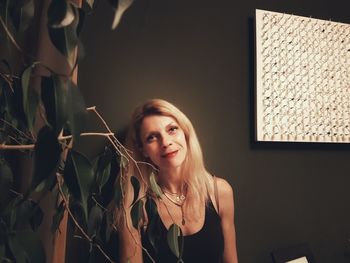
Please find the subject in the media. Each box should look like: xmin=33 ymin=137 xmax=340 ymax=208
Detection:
xmin=166 ymin=121 xmax=178 ymax=127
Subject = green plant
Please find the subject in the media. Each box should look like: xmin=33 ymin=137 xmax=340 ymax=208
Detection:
xmin=0 ymin=0 xmax=184 ymax=262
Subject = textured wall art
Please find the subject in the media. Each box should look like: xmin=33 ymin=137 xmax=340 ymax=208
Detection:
xmin=255 ymin=9 xmax=350 ymax=143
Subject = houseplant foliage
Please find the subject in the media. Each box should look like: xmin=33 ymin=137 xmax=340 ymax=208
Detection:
xmin=0 ymin=0 xmax=184 ymax=262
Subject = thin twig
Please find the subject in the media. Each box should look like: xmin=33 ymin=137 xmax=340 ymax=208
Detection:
xmin=9 ymin=189 xmax=24 ymax=198
xmin=0 ymin=16 xmax=23 ymax=53
xmin=88 ymin=106 xmax=155 ymax=186
xmin=0 ymin=72 xmax=14 ymax=92
xmin=119 ymin=168 xmax=156 ymax=263
xmin=0 ymin=118 xmax=33 ymax=140
xmin=0 ymin=143 xmax=35 ymax=150
xmin=87 ymin=106 xmax=158 ymax=262
xmin=91 ymin=195 xmax=108 ymax=212
xmin=59 ymin=132 xmax=115 ymax=140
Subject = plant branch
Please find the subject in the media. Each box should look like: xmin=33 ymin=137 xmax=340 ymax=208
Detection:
xmin=59 ymin=132 xmax=115 ymax=140
xmin=0 ymin=16 xmax=23 ymax=53
xmin=0 ymin=119 xmax=33 ymax=140
xmin=56 ymin=173 xmax=116 ymax=263
xmin=0 ymin=143 xmax=35 ymax=150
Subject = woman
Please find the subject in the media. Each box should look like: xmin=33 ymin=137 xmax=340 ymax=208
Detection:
xmin=117 ymin=99 xmax=238 ymax=263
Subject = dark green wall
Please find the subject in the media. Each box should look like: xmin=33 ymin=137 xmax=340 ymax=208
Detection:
xmin=78 ymin=1 xmax=350 ymax=262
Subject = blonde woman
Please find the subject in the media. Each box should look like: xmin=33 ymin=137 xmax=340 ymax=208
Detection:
xmin=117 ymin=99 xmax=238 ymax=263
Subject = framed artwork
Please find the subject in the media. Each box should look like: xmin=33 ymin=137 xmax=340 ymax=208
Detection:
xmin=255 ymin=9 xmax=350 ymax=143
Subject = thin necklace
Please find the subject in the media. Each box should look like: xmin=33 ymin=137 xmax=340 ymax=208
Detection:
xmin=162 ymin=191 xmax=186 ymax=225
xmin=162 ymin=189 xmax=186 ymax=204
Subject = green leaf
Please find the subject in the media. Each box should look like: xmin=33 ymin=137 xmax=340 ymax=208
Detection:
xmin=145 ymin=197 xmax=159 ymax=251
xmin=85 ymin=0 xmax=94 ymax=9
xmin=114 ymin=175 xmax=123 ymax=208
xmin=69 ymin=151 xmax=94 ymax=219
xmin=145 ymin=197 xmax=158 ymax=220
xmin=0 ymin=159 xmax=13 ymax=204
xmin=33 ymin=172 xmax=56 ymax=193
xmin=65 ymin=82 xmax=88 ymax=139
xmin=111 ymin=0 xmax=134 ymax=29
xmin=21 ymin=64 xmax=39 ymax=132
xmin=16 ymin=229 xmax=45 ymax=263
xmin=32 ymin=126 xmax=61 ymax=190
xmin=120 ymin=155 xmax=128 ymax=168
xmin=47 ymin=4 xmax=84 ymax=66
xmin=8 ymin=235 xmax=27 ymax=263
xmin=95 ymin=148 xmax=113 ymax=193
xmin=14 ymin=200 xmax=43 ymax=230
xmin=149 ymin=171 xmax=162 ymax=198
xmin=167 ymin=224 xmax=183 ymax=259
xmin=87 ymin=205 xmax=103 ymax=237
xmin=51 ymin=201 xmax=65 ymax=233
xmin=41 ymin=75 xmax=69 ymax=135
xmin=19 ymin=0 xmax=35 ymax=32
xmin=130 ymin=176 xmax=140 ymax=206
xmin=29 ymin=204 xmax=44 ymax=231
xmin=130 ymin=199 xmax=143 ymax=229
xmin=99 ymin=163 xmax=111 ymax=192
xmin=47 ymin=0 xmax=71 ymax=28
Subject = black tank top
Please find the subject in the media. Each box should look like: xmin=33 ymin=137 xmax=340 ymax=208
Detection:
xmin=142 ymin=199 xmax=224 ymax=263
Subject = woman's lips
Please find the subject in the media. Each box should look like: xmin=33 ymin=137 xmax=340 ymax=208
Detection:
xmin=162 ymin=150 xmax=178 ymax=158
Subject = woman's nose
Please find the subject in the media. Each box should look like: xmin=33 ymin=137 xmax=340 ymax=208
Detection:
xmin=161 ymin=135 xmax=172 ymax=148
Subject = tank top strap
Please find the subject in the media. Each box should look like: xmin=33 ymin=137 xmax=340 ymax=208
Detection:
xmin=213 ymin=175 xmax=220 ymax=214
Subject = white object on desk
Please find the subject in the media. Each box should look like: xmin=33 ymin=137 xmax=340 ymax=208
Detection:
xmin=286 ymin=256 xmax=309 ymax=263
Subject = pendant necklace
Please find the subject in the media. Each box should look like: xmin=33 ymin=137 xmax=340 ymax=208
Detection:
xmin=162 ymin=190 xmax=186 ymax=225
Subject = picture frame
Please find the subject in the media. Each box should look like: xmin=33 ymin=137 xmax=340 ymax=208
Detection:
xmin=255 ymin=9 xmax=350 ymax=143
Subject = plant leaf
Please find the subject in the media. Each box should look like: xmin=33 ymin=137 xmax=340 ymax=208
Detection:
xmin=14 ymin=200 xmax=43 ymax=230
xmin=47 ymin=0 xmax=72 ymax=28
xmin=87 ymin=205 xmax=103 ymax=237
xmin=8 ymin=235 xmax=27 ymax=263
xmin=32 ymin=126 xmax=61 ymax=190
xmin=41 ymin=75 xmax=69 ymax=135
xmin=21 ymin=64 xmax=39 ymax=132
xmin=48 ymin=4 xmax=83 ymax=66
xmin=0 ymin=159 xmax=13 ymax=205
xmin=111 ymin=0 xmax=134 ymax=30
xmin=167 ymin=224 xmax=183 ymax=259
xmin=16 ymin=229 xmax=46 ymax=263
xmin=66 ymin=151 xmax=94 ymax=221
xmin=19 ymin=0 xmax=35 ymax=32
xmin=95 ymin=148 xmax=113 ymax=193
xmin=120 ymin=155 xmax=128 ymax=168
xmin=149 ymin=171 xmax=162 ymax=198
xmin=130 ymin=199 xmax=143 ymax=229
xmin=65 ymin=81 xmax=88 ymax=139
xmin=85 ymin=0 xmax=94 ymax=9
xmin=114 ymin=175 xmax=123 ymax=208
xmin=130 ymin=176 xmax=140 ymax=206
xmin=145 ymin=197 xmax=159 ymax=251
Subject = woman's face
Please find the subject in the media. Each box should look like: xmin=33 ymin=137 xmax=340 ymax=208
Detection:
xmin=140 ymin=115 xmax=188 ymax=172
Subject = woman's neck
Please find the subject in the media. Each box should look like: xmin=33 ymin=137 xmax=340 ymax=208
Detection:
xmin=158 ymin=169 xmax=184 ymax=193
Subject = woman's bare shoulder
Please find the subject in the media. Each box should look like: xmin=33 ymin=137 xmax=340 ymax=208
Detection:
xmin=215 ymin=176 xmax=234 ymax=197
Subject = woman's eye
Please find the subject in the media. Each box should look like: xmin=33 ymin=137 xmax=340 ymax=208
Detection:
xmin=146 ymin=135 xmax=156 ymax=143
xmin=169 ymin=126 xmax=178 ymax=134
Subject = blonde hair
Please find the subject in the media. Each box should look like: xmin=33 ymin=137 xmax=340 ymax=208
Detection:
xmin=125 ymin=99 xmax=212 ymax=217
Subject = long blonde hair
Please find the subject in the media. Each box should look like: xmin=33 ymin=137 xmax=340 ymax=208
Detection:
xmin=125 ymin=99 xmax=212 ymax=217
